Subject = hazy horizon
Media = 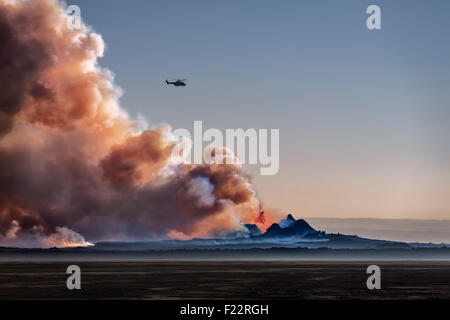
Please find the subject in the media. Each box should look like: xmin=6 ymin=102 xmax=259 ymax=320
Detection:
xmin=306 ymin=217 xmax=450 ymax=243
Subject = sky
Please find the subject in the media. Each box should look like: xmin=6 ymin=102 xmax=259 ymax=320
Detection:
xmin=308 ymin=218 xmax=450 ymax=243
xmin=69 ymin=0 xmax=450 ymax=220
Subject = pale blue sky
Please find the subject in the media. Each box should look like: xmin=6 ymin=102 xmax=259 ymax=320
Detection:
xmin=70 ymin=0 xmax=450 ymax=219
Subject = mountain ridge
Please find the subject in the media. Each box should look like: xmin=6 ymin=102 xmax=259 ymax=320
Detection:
xmin=89 ymin=214 xmax=442 ymax=251
xmin=2 ymin=215 xmax=448 ymax=251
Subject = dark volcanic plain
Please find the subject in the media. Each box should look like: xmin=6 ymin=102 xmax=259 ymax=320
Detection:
xmin=1 ymin=261 xmax=450 ymax=299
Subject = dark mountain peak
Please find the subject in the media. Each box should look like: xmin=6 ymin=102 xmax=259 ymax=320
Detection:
xmin=266 ymin=222 xmax=282 ymax=233
xmin=279 ymin=214 xmax=296 ymax=229
xmin=286 ymin=214 xmax=295 ymax=221
xmin=261 ymin=216 xmax=318 ymax=239
xmin=293 ymin=219 xmax=315 ymax=232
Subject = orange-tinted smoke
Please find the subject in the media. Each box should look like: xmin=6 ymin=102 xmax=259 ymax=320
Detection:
xmin=0 ymin=0 xmax=262 ymax=246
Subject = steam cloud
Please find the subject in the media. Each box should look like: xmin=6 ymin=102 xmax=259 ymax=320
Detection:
xmin=0 ymin=0 xmax=263 ymax=247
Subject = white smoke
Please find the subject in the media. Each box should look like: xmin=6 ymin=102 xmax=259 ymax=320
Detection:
xmin=0 ymin=221 xmax=92 ymax=248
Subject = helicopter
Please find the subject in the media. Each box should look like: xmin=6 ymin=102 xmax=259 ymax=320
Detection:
xmin=165 ymin=79 xmax=187 ymax=87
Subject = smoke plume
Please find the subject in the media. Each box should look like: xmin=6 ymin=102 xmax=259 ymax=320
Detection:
xmin=0 ymin=0 xmax=263 ymax=247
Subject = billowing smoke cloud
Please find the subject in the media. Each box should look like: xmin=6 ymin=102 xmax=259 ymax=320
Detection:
xmin=1 ymin=220 xmax=92 ymax=248
xmin=0 ymin=0 xmax=263 ymax=247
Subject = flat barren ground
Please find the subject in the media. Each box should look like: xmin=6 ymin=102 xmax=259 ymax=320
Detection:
xmin=0 ymin=261 xmax=449 ymax=299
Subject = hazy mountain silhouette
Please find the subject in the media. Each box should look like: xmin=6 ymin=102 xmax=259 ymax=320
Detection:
xmin=260 ymin=215 xmax=319 ymax=239
xmin=86 ymin=214 xmax=435 ymax=251
xmin=1 ymin=215 xmax=447 ymax=252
